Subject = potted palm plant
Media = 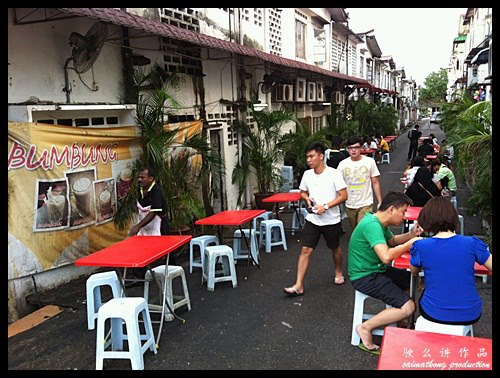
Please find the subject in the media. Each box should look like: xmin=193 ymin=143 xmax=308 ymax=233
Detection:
xmin=232 ymin=108 xmax=297 ymax=209
xmin=114 ymin=63 xmax=224 ymax=234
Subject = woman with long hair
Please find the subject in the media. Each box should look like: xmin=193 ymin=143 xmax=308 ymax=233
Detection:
xmin=404 ymin=166 xmax=441 ymax=207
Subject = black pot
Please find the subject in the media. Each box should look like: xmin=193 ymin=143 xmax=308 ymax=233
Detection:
xmin=254 ymin=193 xmax=275 ymax=211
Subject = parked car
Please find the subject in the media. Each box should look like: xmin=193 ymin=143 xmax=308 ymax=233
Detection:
xmin=430 ymin=112 xmax=442 ymax=123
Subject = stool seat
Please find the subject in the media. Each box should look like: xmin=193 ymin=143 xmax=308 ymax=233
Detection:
xmin=259 ymin=219 xmax=287 ymax=253
xmin=233 ymin=228 xmax=259 ymax=265
xmin=381 ymin=152 xmax=391 ymax=164
xmin=143 ymin=265 xmax=191 ymax=321
xmin=95 ymin=297 xmax=157 ymax=370
xmin=351 ymin=290 xmax=395 ymax=346
xmin=202 ymin=245 xmax=238 ymax=291
xmin=86 ymin=271 xmax=123 ymax=330
xmin=415 ymin=316 xmax=473 ymax=336
xmin=189 ymin=235 xmax=219 ymax=274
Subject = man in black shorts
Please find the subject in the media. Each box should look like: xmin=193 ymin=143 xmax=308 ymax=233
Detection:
xmin=283 ymin=142 xmax=348 ymax=297
xmin=348 ymin=191 xmax=422 ymax=352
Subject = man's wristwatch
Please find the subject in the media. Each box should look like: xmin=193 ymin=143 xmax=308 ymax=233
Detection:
xmin=323 ymin=203 xmax=329 ymax=210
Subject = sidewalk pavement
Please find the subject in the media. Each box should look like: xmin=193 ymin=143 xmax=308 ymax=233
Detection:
xmin=8 ymin=120 xmax=492 ymax=370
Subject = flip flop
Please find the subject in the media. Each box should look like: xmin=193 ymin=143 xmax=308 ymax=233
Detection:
xmin=358 ymin=343 xmax=381 ymax=355
xmin=334 ymin=276 xmax=345 ymax=285
xmin=283 ymin=287 xmax=304 ymax=297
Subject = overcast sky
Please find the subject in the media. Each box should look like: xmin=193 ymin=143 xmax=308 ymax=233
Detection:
xmin=345 ymin=8 xmax=465 ymax=86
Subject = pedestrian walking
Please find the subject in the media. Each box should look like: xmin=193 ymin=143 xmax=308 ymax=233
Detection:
xmin=337 ymin=135 xmax=382 ymax=230
xmin=284 ymin=141 xmax=347 ymax=296
xmin=407 ymin=124 xmax=422 ymax=161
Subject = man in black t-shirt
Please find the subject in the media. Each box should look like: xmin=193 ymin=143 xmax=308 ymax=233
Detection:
xmin=417 ymin=138 xmax=435 ymax=159
xmin=407 ymin=124 xmax=422 ymax=161
xmin=326 ymin=135 xmax=349 ymax=169
xmin=128 ymin=166 xmax=169 ymax=237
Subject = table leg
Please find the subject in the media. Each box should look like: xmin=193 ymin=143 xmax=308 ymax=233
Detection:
xmin=239 ymin=224 xmax=260 ymax=281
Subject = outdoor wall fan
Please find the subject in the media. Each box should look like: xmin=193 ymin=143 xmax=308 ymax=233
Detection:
xmin=63 ymin=21 xmax=108 ymax=103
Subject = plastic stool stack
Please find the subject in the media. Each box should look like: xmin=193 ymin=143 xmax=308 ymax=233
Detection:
xmin=232 ymin=228 xmax=259 ymax=265
xmin=381 ymin=152 xmax=391 ymax=164
xmin=86 ymin=270 xmax=123 ymax=330
xmin=95 ymin=297 xmax=157 ymax=370
xmin=143 ymin=265 xmax=191 ymax=321
xmin=415 ymin=316 xmax=473 ymax=336
xmin=351 ymin=290 xmax=396 ymax=346
xmin=252 ymin=211 xmax=273 ymax=244
xmin=202 ymin=245 xmax=238 ymax=291
xmin=259 ymin=219 xmax=287 ymax=253
xmin=189 ymin=235 xmax=219 ymax=274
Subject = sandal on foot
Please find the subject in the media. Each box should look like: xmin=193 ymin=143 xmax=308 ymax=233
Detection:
xmin=334 ymin=276 xmax=345 ymax=285
xmin=283 ymin=287 xmax=304 ymax=297
xmin=358 ymin=343 xmax=380 ymax=355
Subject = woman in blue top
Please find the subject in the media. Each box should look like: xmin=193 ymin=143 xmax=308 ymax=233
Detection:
xmin=409 ymin=196 xmax=492 ymax=324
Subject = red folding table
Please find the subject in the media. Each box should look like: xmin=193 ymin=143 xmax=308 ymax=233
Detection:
xmin=75 ymin=235 xmax=192 ymax=346
xmin=262 ymin=192 xmax=303 ymax=232
xmin=195 ymin=209 xmax=266 ymax=279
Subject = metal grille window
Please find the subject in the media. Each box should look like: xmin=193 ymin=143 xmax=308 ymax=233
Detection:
xmin=295 ymin=20 xmax=306 ymax=59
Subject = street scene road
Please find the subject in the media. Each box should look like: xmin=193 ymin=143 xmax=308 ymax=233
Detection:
xmin=8 ymin=121 xmax=492 ymax=370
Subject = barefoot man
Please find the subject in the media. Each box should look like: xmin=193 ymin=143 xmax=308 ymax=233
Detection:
xmin=348 ymin=191 xmax=422 ymax=352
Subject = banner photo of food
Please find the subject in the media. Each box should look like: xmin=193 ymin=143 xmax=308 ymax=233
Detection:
xmin=8 ymin=122 xmax=142 ymax=275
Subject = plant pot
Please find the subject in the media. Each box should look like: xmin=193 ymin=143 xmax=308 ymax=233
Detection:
xmin=254 ymin=193 xmax=275 ymax=211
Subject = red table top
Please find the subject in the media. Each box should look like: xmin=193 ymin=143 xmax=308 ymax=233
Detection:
xmin=360 ymin=148 xmax=376 ymax=155
xmin=404 ymin=206 xmax=422 ymax=221
xmin=384 ymin=136 xmax=397 ymax=141
xmin=262 ymin=192 xmax=301 ymax=202
xmin=393 ymin=252 xmax=491 ymax=275
xmin=377 ymin=326 xmax=492 ymax=370
xmin=195 ymin=209 xmax=266 ymax=226
xmin=425 ymin=155 xmax=437 ymax=160
xmin=74 ymin=235 xmax=192 ymax=268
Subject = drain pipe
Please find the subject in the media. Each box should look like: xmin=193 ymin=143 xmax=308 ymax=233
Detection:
xmin=63 ymin=57 xmax=72 ymax=103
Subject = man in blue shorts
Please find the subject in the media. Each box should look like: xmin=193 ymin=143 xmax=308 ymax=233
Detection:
xmin=348 ymin=191 xmax=422 ymax=352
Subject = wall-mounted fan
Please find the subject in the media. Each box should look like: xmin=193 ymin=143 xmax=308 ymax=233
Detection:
xmin=260 ymin=74 xmax=276 ymax=94
xmin=63 ymin=21 xmax=108 ymax=102
xmin=69 ymin=21 xmax=108 ymax=74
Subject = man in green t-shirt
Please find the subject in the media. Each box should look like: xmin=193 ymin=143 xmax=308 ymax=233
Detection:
xmin=348 ymin=191 xmax=422 ymax=352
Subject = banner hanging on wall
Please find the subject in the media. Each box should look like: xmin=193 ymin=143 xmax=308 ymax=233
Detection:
xmin=8 ymin=122 xmax=142 ymax=277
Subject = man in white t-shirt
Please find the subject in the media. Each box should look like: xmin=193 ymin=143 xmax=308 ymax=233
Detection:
xmin=284 ymin=141 xmax=348 ymax=296
xmin=337 ymin=136 xmax=383 ymax=230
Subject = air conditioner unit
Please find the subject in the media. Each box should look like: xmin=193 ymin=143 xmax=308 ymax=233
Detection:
xmin=307 ymin=81 xmax=316 ymax=102
xmin=295 ymin=78 xmax=306 ymax=102
xmin=316 ymin=82 xmax=325 ymax=102
xmin=332 ymin=91 xmax=343 ymax=105
xmin=275 ymin=84 xmax=294 ymax=102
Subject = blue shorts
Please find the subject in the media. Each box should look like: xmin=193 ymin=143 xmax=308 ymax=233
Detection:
xmin=351 ymin=266 xmax=411 ymax=308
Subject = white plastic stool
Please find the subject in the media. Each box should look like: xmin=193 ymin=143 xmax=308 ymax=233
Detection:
xmin=450 ymin=196 xmax=457 ymax=210
xmin=189 ymin=235 xmax=219 ymax=274
xmin=202 ymin=245 xmax=238 ymax=291
xmin=233 ymin=228 xmax=259 ymax=265
xmin=253 ymin=211 xmax=273 ymax=243
xmin=351 ymin=290 xmax=395 ymax=346
xmin=95 ymin=297 xmax=157 ymax=370
xmin=143 ymin=265 xmax=191 ymax=321
xmin=415 ymin=316 xmax=473 ymax=336
xmin=381 ymin=152 xmax=391 ymax=164
xmin=259 ymin=219 xmax=287 ymax=253
xmin=291 ymin=207 xmax=308 ymax=236
xmin=86 ymin=271 xmax=123 ymax=330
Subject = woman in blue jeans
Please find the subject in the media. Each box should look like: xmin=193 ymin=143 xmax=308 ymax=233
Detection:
xmin=409 ymin=196 xmax=492 ymax=325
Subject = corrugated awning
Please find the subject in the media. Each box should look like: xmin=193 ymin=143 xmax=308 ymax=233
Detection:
xmin=57 ymin=8 xmax=370 ymax=85
xmin=356 ymin=82 xmax=397 ymax=95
